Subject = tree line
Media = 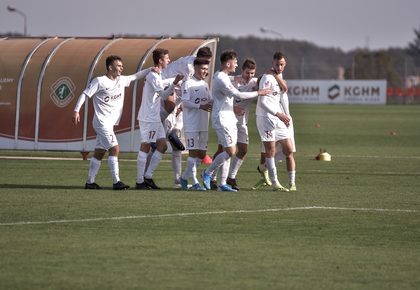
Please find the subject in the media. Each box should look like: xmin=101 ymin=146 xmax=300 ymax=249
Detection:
xmin=3 ymin=29 xmax=420 ymax=87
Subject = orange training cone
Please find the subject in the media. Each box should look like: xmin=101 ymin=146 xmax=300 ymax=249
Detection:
xmin=201 ymin=154 xmax=213 ymax=165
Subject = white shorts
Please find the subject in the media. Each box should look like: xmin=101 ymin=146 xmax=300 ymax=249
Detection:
xmin=215 ymin=125 xmax=237 ymax=148
xmin=184 ymin=131 xmax=208 ymax=151
xmin=256 ymin=115 xmax=291 ymax=142
xmin=237 ymin=123 xmax=249 ymax=144
xmin=260 ymin=119 xmax=296 ymax=154
xmin=138 ymin=121 xmax=166 ymax=143
xmin=94 ymin=126 xmax=118 ymax=150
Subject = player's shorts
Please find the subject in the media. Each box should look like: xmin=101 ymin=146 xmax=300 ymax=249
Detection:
xmin=184 ymin=131 xmax=208 ymax=151
xmin=256 ymin=115 xmax=291 ymax=142
xmin=138 ymin=121 xmax=166 ymax=143
xmin=215 ymin=125 xmax=238 ymax=148
xmin=94 ymin=125 xmax=118 ymax=150
xmin=236 ymin=123 xmax=249 ymax=144
xmin=260 ymin=119 xmax=296 ymax=156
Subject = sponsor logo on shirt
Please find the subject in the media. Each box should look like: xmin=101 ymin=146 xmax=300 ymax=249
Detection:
xmin=104 ymin=93 xmax=122 ymax=103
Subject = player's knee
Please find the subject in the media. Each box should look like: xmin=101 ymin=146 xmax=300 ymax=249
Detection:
xmin=237 ymin=150 xmax=247 ymax=159
xmin=108 ymin=145 xmax=120 ymax=156
xmin=156 ymin=139 xmax=168 ymax=153
xmin=93 ymin=149 xmax=107 ymax=160
xmin=284 ymin=151 xmax=293 ymax=160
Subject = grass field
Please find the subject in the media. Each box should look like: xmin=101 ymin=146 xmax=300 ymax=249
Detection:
xmin=1 ymin=104 xmax=420 ymax=290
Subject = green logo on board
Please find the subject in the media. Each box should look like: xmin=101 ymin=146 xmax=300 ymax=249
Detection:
xmin=50 ymin=77 xmax=76 ymax=107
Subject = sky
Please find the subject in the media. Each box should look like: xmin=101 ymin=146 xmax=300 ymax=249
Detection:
xmin=1 ymin=0 xmax=420 ymax=52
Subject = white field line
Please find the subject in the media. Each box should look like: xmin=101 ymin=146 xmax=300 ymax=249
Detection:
xmin=0 ymin=206 xmax=418 ymax=227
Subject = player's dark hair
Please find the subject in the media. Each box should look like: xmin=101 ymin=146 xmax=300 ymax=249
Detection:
xmin=194 ymin=58 xmax=210 ymax=66
xmin=152 ymin=48 xmax=169 ymax=65
xmin=196 ymin=47 xmax=212 ymax=58
xmin=242 ymin=58 xmax=256 ymax=70
xmin=220 ymin=50 xmax=237 ymax=64
xmin=273 ymin=52 xmax=286 ymax=61
xmin=105 ymin=55 xmax=122 ymax=71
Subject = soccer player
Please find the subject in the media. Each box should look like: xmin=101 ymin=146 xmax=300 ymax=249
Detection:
xmin=135 ymin=48 xmax=183 ymax=190
xmin=254 ymin=62 xmax=297 ymax=191
xmin=225 ymin=58 xmax=259 ymax=190
xmin=255 ymin=52 xmax=296 ymax=191
xmin=161 ymin=47 xmax=213 ymax=188
xmin=201 ymin=50 xmax=271 ymax=192
xmin=72 ymin=55 xmax=151 ymax=190
xmin=179 ymin=58 xmax=212 ymax=191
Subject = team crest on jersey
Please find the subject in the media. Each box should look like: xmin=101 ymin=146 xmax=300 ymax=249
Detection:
xmin=50 ymin=77 xmax=75 ymax=108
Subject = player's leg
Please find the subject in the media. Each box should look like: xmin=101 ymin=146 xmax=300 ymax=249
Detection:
xmin=279 ymin=138 xmax=297 ymax=191
xmin=136 ymin=122 xmax=155 ymax=189
xmin=209 ymin=144 xmax=223 ymax=190
xmin=85 ymin=146 xmax=106 ymax=189
xmin=189 ymin=132 xmax=207 ymax=191
xmin=181 ymin=132 xmax=200 ymax=189
xmin=227 ymin=124 xmax=248 ymax=190
xmin=108 ymin=144 xmax=129 ymax=190
xmin=202 ymin=127 xmax=237 ymax=191
xmin=169 ymin=129 xmax=183 ymax=188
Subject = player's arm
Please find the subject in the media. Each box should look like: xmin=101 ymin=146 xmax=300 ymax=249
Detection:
xmin=125 ymin=67 xmax=154 ymax=84
xmin=72 ymin=78 xmax=98 ymax=125
xmin=181 ymin=82 xmax=202 ymax=109
xmin=267 ymin=69 xmax=287 ymax=92
xmin=259 ymin=76 xmax=290 ymax=126
xmin=72 ymin=93 xmax=87 ymax=125
xmin=158 ymin=74 xmax=184 ymax=100
xmin=222 ymin=78 xmax=271 ymax=100
xmin=134 ymin=67 xmax=153 ymax=80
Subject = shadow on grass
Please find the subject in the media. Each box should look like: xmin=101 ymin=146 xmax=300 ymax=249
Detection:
xmin=0 ymin=184 xmax=85 ymax=190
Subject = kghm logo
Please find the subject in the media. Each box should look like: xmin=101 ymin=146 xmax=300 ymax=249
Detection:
xmin=50 ymin=77 xmax=75 ymax=107
xmin=328 ymin=84 xmax=340 ymax=100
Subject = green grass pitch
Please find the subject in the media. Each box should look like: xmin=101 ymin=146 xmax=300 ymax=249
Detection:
xmin=1 ymin=104 xmax=419 ymax=290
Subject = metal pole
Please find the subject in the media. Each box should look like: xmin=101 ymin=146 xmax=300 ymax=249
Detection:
xmin=7 ymin=5 xmax=27 ymax=36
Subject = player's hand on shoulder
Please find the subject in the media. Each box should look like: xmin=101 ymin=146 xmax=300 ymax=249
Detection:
xmin=174 ymin=74 xmax=184 ymax=85
xmin=258 ymin=87 xmax=272 ymax=96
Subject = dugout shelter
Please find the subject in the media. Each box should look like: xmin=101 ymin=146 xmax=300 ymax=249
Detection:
xmin=0 ymin=36 xmax=218 ymax=152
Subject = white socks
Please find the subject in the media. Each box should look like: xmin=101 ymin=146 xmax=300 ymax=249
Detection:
xmin=145 ymin=151 xmax=163 ymax=179
xmin=288 ymin=170 xmax=296 ymax=185
xmin=172 ymin=150 xmax=182 ymax=184
xmin=136 ymin=151 xmax=148 ymax=183
xmin=108 ymin=155 xmax=120 ymax=184
xmin=229 ymin=156 xmax=243 ymax=179
xmin=265 ymin=157 xmax=279 ymax=185
xmin=87 ymin=157 xmax=101 ymax=184
xmin=205 ymin=151 xmax=230 ymax=177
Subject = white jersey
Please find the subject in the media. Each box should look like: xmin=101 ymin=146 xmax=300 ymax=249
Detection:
xmin=231 ymin=76 xmax=258 ymax=125
xmin=138 ymin=71 xmax=172 ymax=123
xmin=82 ymin=75 xmax=134 ymax=128
xmin=256 ymin=74 xmax=285 ymax=125
xmin=211 ymin=71 xmax=258 ymax=130
xmin=181 ymin=76 xmax=211 ymax=132
xmin=162 ymin=55 xmax=195 ymax=80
